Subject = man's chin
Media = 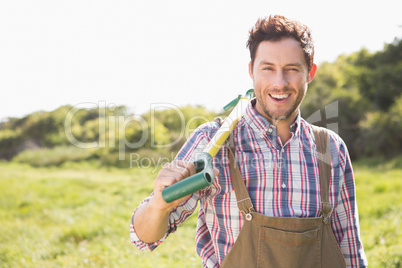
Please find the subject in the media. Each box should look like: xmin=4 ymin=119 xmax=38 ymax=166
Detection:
xmin=266 ymin=111 xmax=291 ymax=121
xmin=263 ymin=109 xmax=298 ymax=124
xmin=255 ymin=101 xmax=297 ymax=123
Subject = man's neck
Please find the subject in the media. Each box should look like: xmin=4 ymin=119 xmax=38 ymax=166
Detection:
xmin=275 ymin=119 xmax=293 ymax=145
xmin=268 ymin=112 xmax=298 ymax=146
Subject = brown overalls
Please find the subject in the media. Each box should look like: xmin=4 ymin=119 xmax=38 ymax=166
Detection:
xmin=221 ymin=126 xmax=346 ymax=268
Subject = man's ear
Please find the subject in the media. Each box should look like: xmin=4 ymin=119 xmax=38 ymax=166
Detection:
xmin=308 ymin=64 xmax=317 ymax=83
xmin=248 ymin=61 xmax=253 ymax=79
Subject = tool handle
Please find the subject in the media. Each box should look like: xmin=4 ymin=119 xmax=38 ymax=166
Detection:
xmin=161 ymin=153 xmax=214 ymax=203
xmin=162 ymin=89 xmax=254 ymax=203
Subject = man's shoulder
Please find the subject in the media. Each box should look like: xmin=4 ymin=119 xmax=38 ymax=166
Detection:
xmin=192 ymin=120 xmax=221 ymax=136
xmin=183 ymin=119 xmax=222 ymax=147
xmin=175 ymin=120 xmax=221 ymax=161
xmin=299 ymin=118 xmax=345 ymax=146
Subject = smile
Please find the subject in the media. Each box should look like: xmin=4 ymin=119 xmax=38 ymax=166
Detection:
xmin=269 ymin=93 xmax=291 ymax=102
xmin=270 ymin=93 xmax=290 ymax=99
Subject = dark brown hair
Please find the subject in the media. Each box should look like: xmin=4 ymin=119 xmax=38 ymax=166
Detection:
xmin=247 ymin=15 xmax=314 ymax=71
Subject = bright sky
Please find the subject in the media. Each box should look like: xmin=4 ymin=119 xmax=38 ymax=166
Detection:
xmin=0 ymin=0 xmax=400 ymax=121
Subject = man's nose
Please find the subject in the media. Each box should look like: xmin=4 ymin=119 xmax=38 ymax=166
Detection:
xmin=272 ymin=70 xmax=288 ymax=89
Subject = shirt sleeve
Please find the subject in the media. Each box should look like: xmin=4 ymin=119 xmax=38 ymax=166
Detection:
xmin=331 ymin=139 xmax=368 ymax=267
xmin=130 ymin=122 xmax=216 ymax=251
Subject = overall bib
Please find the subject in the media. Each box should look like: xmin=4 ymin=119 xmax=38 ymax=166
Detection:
xmin=221 ymin=126 xmax=346 ymax=268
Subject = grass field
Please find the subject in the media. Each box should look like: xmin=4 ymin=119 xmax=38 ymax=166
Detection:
xmin=0 ymin=160 xmax=401 ymax=267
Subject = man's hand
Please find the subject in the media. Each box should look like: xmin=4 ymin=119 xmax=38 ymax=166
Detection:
xmin=133 ymin=159 xmax=219 ymax=243
xmin=150 ymin=160 xmax=197 ymax=212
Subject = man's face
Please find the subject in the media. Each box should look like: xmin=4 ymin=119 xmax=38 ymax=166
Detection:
xmin=249 ymin=38 xmax=316 ymax=124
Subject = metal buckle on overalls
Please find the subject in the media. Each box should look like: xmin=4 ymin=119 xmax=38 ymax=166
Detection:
xmin=321 ymin=209 xmax=333 ymax=224
xmin=320 ymin=202 xmax=333 ymax=224
xmin=245 ymin=211 xmax=253 ymax=221
xmin=240 ymin=208 xmax=253 ymax=221
xmin=238 ymin=198 xmax=253 ymax=221
xmin=322 ymin=214 xmax=330 ymax=224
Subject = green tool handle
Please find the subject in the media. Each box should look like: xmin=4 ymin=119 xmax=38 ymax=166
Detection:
xmin=161 ymin=153 xmax=214 ymax=203
xmin=162 ymin=90 xmax=254 ymax=203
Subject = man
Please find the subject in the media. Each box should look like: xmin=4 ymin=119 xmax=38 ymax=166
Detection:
xmin=131 ymin=15 xmax=368 ymax=267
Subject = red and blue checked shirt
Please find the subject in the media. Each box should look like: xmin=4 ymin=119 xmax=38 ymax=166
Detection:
xmin=131 ymin=100 xmax=368 ymax=268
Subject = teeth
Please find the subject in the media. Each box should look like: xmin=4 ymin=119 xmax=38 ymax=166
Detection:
xmin=270 ymin=94 xmax=290 ymax=99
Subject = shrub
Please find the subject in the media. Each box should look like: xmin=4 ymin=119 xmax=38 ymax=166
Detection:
xmin=12 ymin=146 xmax=95 ymax=167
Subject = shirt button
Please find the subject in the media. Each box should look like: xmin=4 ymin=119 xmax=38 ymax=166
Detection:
xmin=268 ymin=128 xmax=273 ymax=133
xmin=282 ymin=183 xmax=286 ymax=188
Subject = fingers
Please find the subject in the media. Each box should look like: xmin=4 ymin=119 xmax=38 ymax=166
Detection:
xmin=170 ymin=160 xmax=196 ymax=177
xmin=156 ymin=160 xmax=196 ymax=189
xmin=161 ymin=162 xmax=188 ymax=181
xmin=151 ymin=160 xmax=196 ymax=210
xmin=151 ymin=160 xmax=220 ymax=210
xmin=213 ymin=167 xmax=220 ymax=177
xmin=158 ymin=161 xmax=219 ymax=186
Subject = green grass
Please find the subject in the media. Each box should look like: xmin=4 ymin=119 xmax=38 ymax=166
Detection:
xmin=0 ymin=161 xmax=401 ymax=267
xmin=353 ymin=161 xmax=402 ymax=267
xmin=0 ymin=162 xmax=200 ymax=267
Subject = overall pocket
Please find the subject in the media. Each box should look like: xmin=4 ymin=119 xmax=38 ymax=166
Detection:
xmin=258 ymin=226 xmax=321 ymax=268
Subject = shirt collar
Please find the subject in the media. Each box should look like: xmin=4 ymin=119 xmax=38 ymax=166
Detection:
xmin=244 ymin=98 xmax=301 ymax=137
xmin=290 ymin=111 xmax=301 ymax=137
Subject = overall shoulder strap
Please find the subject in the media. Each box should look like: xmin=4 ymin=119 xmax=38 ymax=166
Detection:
xmin=228 ymin=139 xmax=255 ymax=216
xmin=311 ymin=125 xmax=333 ymax=223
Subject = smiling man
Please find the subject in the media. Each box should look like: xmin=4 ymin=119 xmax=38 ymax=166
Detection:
xmin=131 ymin=15 xmax=368 ymax=268
xmin=250 ymin=37 xmax=317 ymax=145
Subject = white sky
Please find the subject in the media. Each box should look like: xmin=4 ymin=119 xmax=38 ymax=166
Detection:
xmin=0 ymin=0 xmax=401 ymax=121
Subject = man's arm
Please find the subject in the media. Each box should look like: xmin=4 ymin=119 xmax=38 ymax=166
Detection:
xmin=332 ymin=140 xmax=368 ymax=267
xmin=132 ymin=160 xmax=196 ymax=243
xmin=131 ymin=120 xmax=220 ymax=249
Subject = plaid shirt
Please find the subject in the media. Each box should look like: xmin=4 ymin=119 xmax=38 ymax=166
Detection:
xmin=130 ymin=100 xmax=368 ymax=268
